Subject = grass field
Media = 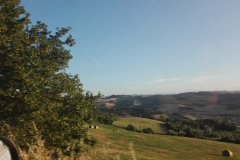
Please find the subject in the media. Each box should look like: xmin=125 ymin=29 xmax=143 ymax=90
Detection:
xmin=80 ymin=117 xmax=240 ymax=160
xmin=113 ymin=117 xmax=166 ymax=134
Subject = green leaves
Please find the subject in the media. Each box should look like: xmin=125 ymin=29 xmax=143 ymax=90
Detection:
xmin=0 ymin=0 xmax=99 ymax=157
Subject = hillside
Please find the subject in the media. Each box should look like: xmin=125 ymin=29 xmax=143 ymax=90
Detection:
xmin=80 ymin=117 xmax=240 ymax=160
xmin=98 ymin=92 xmax=240 ymax=112
xmin=97 ymin=92 xmax=240 ymax=125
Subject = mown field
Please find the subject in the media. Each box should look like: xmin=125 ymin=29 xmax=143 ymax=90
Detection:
xmin=113 ymin=117 xmax=166 ymax=134
xmin=80 ymin=117 xmax=240 ymax=160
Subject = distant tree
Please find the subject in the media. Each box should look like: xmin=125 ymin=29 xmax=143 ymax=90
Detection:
xmin=0 ymin=0 xmax=99 ymax=156
xmin=158 ymin=114 xmax=168 ymax=122
xmin=168 ymin=129 xmax=178 ymax=136
xmin=95 ymin=111 xmax=118 ymax=125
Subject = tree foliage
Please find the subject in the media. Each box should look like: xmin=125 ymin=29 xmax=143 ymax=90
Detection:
xmin=126 ymin=124 xmax=137 ymax=131
xmin=142 ymin=127 xmax=154 ymax=134
xmin=0 ymin=0 xmax=99 ymax=156
xmin=165 ymin=118 xmax=240 ymax=144
xmin=94 ymin=110 xmax=118 ymax=125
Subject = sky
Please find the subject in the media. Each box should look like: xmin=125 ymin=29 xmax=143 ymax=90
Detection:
xmin=20 ymin=0 xmax=240 ymax=95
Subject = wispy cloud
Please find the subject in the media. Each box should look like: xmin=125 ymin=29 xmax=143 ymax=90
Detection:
xmin=147 ymin=79 xmax=165 ymax=85
xmin=93 ymin=59 xmax=103 ymax=68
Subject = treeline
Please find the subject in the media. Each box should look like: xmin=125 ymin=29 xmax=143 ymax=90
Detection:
xmin=94 ymin=110 xmax=118 ymax=125
xmin=165 ymin=118 xmax=240 ymax=143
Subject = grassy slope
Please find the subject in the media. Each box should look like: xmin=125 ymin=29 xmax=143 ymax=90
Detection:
xmin=113 ymin=117 xmax=166 ymax=134
xmin=81 ymin=117 xmax=240 ymax=160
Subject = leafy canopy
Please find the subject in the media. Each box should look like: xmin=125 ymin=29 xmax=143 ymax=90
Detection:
xmin=0 ymin=0 xmax=100 ymax=156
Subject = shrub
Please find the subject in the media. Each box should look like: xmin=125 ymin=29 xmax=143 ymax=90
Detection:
xmin=142 ymin=127 xmax=154 ymax=134
xmin=126 ymin=124 xmax=137 ymax=131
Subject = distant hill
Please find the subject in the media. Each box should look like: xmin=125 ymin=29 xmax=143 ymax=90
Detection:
xmin=96 ymin=91 xmax=240 ymax=124
xmin=98 ymin=91 xmax=240 ymax=111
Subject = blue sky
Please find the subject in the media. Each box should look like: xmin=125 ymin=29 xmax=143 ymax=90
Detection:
xmin=21 ymin=0 xmax=240 ymax=95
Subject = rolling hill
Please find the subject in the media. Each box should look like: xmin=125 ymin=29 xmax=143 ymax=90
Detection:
xmin=96 ymin=92 xmax=240 ymax=125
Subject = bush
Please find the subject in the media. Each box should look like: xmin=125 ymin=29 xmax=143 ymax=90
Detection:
xmin=142 ymin=127 xmax=154 ymax=134
xmin=126 ymin=124 xmax=137 ymax=131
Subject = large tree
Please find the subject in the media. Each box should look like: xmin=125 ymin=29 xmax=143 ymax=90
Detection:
xmin=0 ymin=0 xmax=98 ymax=156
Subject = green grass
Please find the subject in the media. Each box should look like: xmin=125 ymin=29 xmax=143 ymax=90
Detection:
xmin=80 ymin=117 xmax=240 ymax=160
xmin=113 ymin=116 xmax=166 ymax=134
